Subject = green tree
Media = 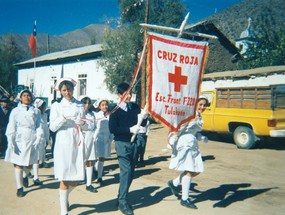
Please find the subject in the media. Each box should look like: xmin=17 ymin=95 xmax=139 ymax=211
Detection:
xmin=0 ymin=35 xmax=23 ymax=94
xmin=102 ymin=0 xmax=187 ymax=98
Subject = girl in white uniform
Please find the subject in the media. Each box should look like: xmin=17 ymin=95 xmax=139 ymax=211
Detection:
xmin=79 ymin=96 xmax=98 ymax=193
xmin=49 ymin=78 xmax=86 ymax=215
xmin=5 ymin=89 xmax=42 ymax=197
xmin=32 ymin=98 xmax=49 ymax=185
xmin=93 ymin=99 xmax=113 ymax=185
xmin=167 ymin=96 xmax=209 ymax=209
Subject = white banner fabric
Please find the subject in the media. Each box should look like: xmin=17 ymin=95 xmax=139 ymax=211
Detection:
xmin=148 ymin=33 xmax=208 ymax=131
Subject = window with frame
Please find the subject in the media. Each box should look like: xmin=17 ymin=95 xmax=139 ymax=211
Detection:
xmin=78 ymin=74 xmax=87 ymax=97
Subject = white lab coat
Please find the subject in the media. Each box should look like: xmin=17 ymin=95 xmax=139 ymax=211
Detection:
xmin=169 ymin=114 xmax=204 ymax=172
xmin=5 ymin=104 xmax=42 ymax=166
xmin=37 ymin=111 xmax=49 ymax=162
xmin=94 ymin=111 xmax=113 ymax=158
xmin=82 ymin=111 xmax=96 ymax=161
xmin=49 ymin=97 xmax=85 ymax=181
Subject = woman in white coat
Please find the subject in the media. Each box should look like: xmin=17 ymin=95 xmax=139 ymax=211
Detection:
xmin=5 ymin=89 xmax=42 ymax=197
xmin=79 ymin=95 xmax=98 ymax=193
xmin=49 ymin=78 xmax=86 ymax=215
xmin=167 ymin=96 xmax=209 ymax=209
xmin=93 ymin=99 xmax=113 ymax=186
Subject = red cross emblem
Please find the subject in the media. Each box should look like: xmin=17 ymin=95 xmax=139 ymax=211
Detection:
xmin=168 ymin=66 xmax=188 ymax=92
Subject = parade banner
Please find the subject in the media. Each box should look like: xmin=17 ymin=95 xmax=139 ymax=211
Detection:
xmin=147 ymin=33 xmax=208 ymax=132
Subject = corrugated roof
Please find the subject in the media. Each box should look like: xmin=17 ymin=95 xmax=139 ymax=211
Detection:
xmin=203 ymin=65 xmax=285 ymax=80
xmin=16 ymin=44 xmax=104 ymax=66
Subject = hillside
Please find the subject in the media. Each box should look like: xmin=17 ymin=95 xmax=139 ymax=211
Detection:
xmin=0 ymin=24 xmax=107 ymax=60
xmin=0 ymin=0 xmax=284 ymax=62
xmin=206 ymin=0 xmax=285 ymax=41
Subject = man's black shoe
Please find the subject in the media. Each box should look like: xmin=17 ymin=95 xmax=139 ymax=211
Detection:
xmin=86 ymin=185 xmax=98 ymax=193
xmin=17 ymin=187 xmax=26 ymax=197
xmin=33 ymin=178 xmax=43 ymax=186
xmin=180 ymin=198 xmax=198 ymax=209
xmin=167 ymin=180 xmax=180 ymax=198
xmin=118 ymin=203 xmax=134 ymax=215
xmin=23 ymin=177 xmax=29 ymax=188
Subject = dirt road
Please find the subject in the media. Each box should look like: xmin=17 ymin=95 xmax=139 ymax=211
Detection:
xmin=0 ymin=124 xmax=284 ymax=215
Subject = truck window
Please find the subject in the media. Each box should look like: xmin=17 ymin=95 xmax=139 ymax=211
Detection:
xmin=273 ymin=86 xmax=285 ymax=109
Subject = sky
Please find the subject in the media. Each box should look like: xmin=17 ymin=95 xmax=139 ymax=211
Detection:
xmin=0 ymin=0 xmax=241 ymax=35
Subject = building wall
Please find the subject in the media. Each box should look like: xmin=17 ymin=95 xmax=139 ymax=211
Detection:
xmin=17 ymin=59 xmax=118 ymax=106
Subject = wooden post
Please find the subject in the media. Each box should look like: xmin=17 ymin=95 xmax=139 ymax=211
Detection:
xmin=141 ymin=0 xmax=149 ymax=108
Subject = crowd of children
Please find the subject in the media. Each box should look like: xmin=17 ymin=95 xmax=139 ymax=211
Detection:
xmin=2 ymin=77 xmax=208 ymax=215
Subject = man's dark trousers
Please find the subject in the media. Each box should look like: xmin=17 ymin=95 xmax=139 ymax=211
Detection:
xmin=115 ymin=140 xmax=138 ymax=204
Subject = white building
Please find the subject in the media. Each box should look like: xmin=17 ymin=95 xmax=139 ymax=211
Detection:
xmin=16 ymin=44 xmax=118 ymax=106
xmin=201 ymin=65 xmax=285 ymax=91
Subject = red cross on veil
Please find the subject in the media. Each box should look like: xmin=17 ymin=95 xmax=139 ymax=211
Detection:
xmin=168 ymin=65 xmax=188 ymax=92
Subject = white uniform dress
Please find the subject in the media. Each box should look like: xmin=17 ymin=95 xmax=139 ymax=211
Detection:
xmin=82 ymin=111 xmax=96 ymax=161
xmin=94 ymin=111 xmax=113 ymax=158
xmin=5 ymin=104 xmax=42 ymax=166
xmin=37 ymin=111 xmax=49 ymax=162
xmin=169 ymin=114 xmax=204 ymax=172
xmin=49 ymin=97 xmax=86 ymax=181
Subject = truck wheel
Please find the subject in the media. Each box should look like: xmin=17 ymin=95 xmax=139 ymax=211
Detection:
xmin=233 ymin=126 xmax=257 ymax=149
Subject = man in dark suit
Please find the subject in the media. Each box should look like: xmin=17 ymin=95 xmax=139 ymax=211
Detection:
xmin=109 ymin=83 xmax=147 ymax=215
xmin=0 ymin=96 xmax=12 ymax=157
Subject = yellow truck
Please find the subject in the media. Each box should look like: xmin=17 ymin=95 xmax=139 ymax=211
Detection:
xmin=200 ymin=66 xmax=285 ymax=149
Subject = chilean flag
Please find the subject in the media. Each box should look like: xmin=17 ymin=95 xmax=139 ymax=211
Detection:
xmin=29 ymin=21 xmax=37 ymax=57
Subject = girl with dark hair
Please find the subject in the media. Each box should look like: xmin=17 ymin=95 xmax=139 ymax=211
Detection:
xmin=167 ymin=96 xmax=209 ymax=209
xmin=49 ymin=78 xmax=86 ymax=215
xmin=93 ymin=98 xmax=113 ymax=186
xmin=79 ymin=95 xmax=98 ymax=193
xmin=5 ymin=89 xmax=42 ymax=197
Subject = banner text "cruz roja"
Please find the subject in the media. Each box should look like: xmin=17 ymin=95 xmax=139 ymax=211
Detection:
xmin=157 ymin=50 xmax=199 ymax=65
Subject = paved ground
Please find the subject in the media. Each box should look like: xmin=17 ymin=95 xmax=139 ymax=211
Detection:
xmin=0 ymin=124 xmax=285 ymax=215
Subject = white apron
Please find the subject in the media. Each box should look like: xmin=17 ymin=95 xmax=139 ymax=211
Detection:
xmin=169 ymin=115 xmax=204 ymax=172
xmin=94 ymin=111 xmax=113 ymax=158
xmin=37 ymin=112 xmax=49 ymax=162
xmin=82 ymin=111 xmax=96 ymax=161
xmin=5 ymin=104 xmax=42 ymax=166
xmin=49 ymin=98 xmax=85 ymax=181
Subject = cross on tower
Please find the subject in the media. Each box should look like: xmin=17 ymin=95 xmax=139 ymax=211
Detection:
xmin=168 ymin=66 xmax=188 ymax=92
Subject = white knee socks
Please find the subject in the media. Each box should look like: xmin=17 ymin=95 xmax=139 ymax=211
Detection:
xmin=33 ymin=163 xmax=39 ymax=180
xmin=23 ymin=167 xmax=31 ymax=178
xmin=15 ymin=168 xmax=23 ymax=189
xmin=59 ymin=189 xmax=68 ymax=215
xmin=86 ymin=166 xmax=93 ymax=186
xmin=181 ymin=175 xmax=192 ymax=201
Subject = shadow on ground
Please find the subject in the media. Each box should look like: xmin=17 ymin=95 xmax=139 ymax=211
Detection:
xmin=191 ymin=182 xmax=275 ymax=208
xmin=72 ymin=186 xmax=172 ymax=214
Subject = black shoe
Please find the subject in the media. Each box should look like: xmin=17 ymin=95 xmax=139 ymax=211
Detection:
xmin=167 ymin=180 xmax=180 ymax=198
xmin=118 ymin=203 xmax=134 ymax=215
xmin=17 ymin=187 xmax=26 ymax=197
xmin=116 ymin=201 xmax=133 ymax=210
xmin=39 ymin=163 xmax=44 ymax=168
xmin=86 ymin=185 xmax=98 ymax=193
xmin=33 ymin=178 xmax=43 ymax=186
xmin=43 ymin=162 xmax=49 ymax=168
xmin=23 ymin=177 xmax=29 ymax=188
xmin=95 ymin=178 xmax=103 ymax=186
xmin=180 ymin=198 xmax=198 ymax=209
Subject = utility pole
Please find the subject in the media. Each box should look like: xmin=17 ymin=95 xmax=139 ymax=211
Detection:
xmin=141 ymin=0 xmax=149 ymax=108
